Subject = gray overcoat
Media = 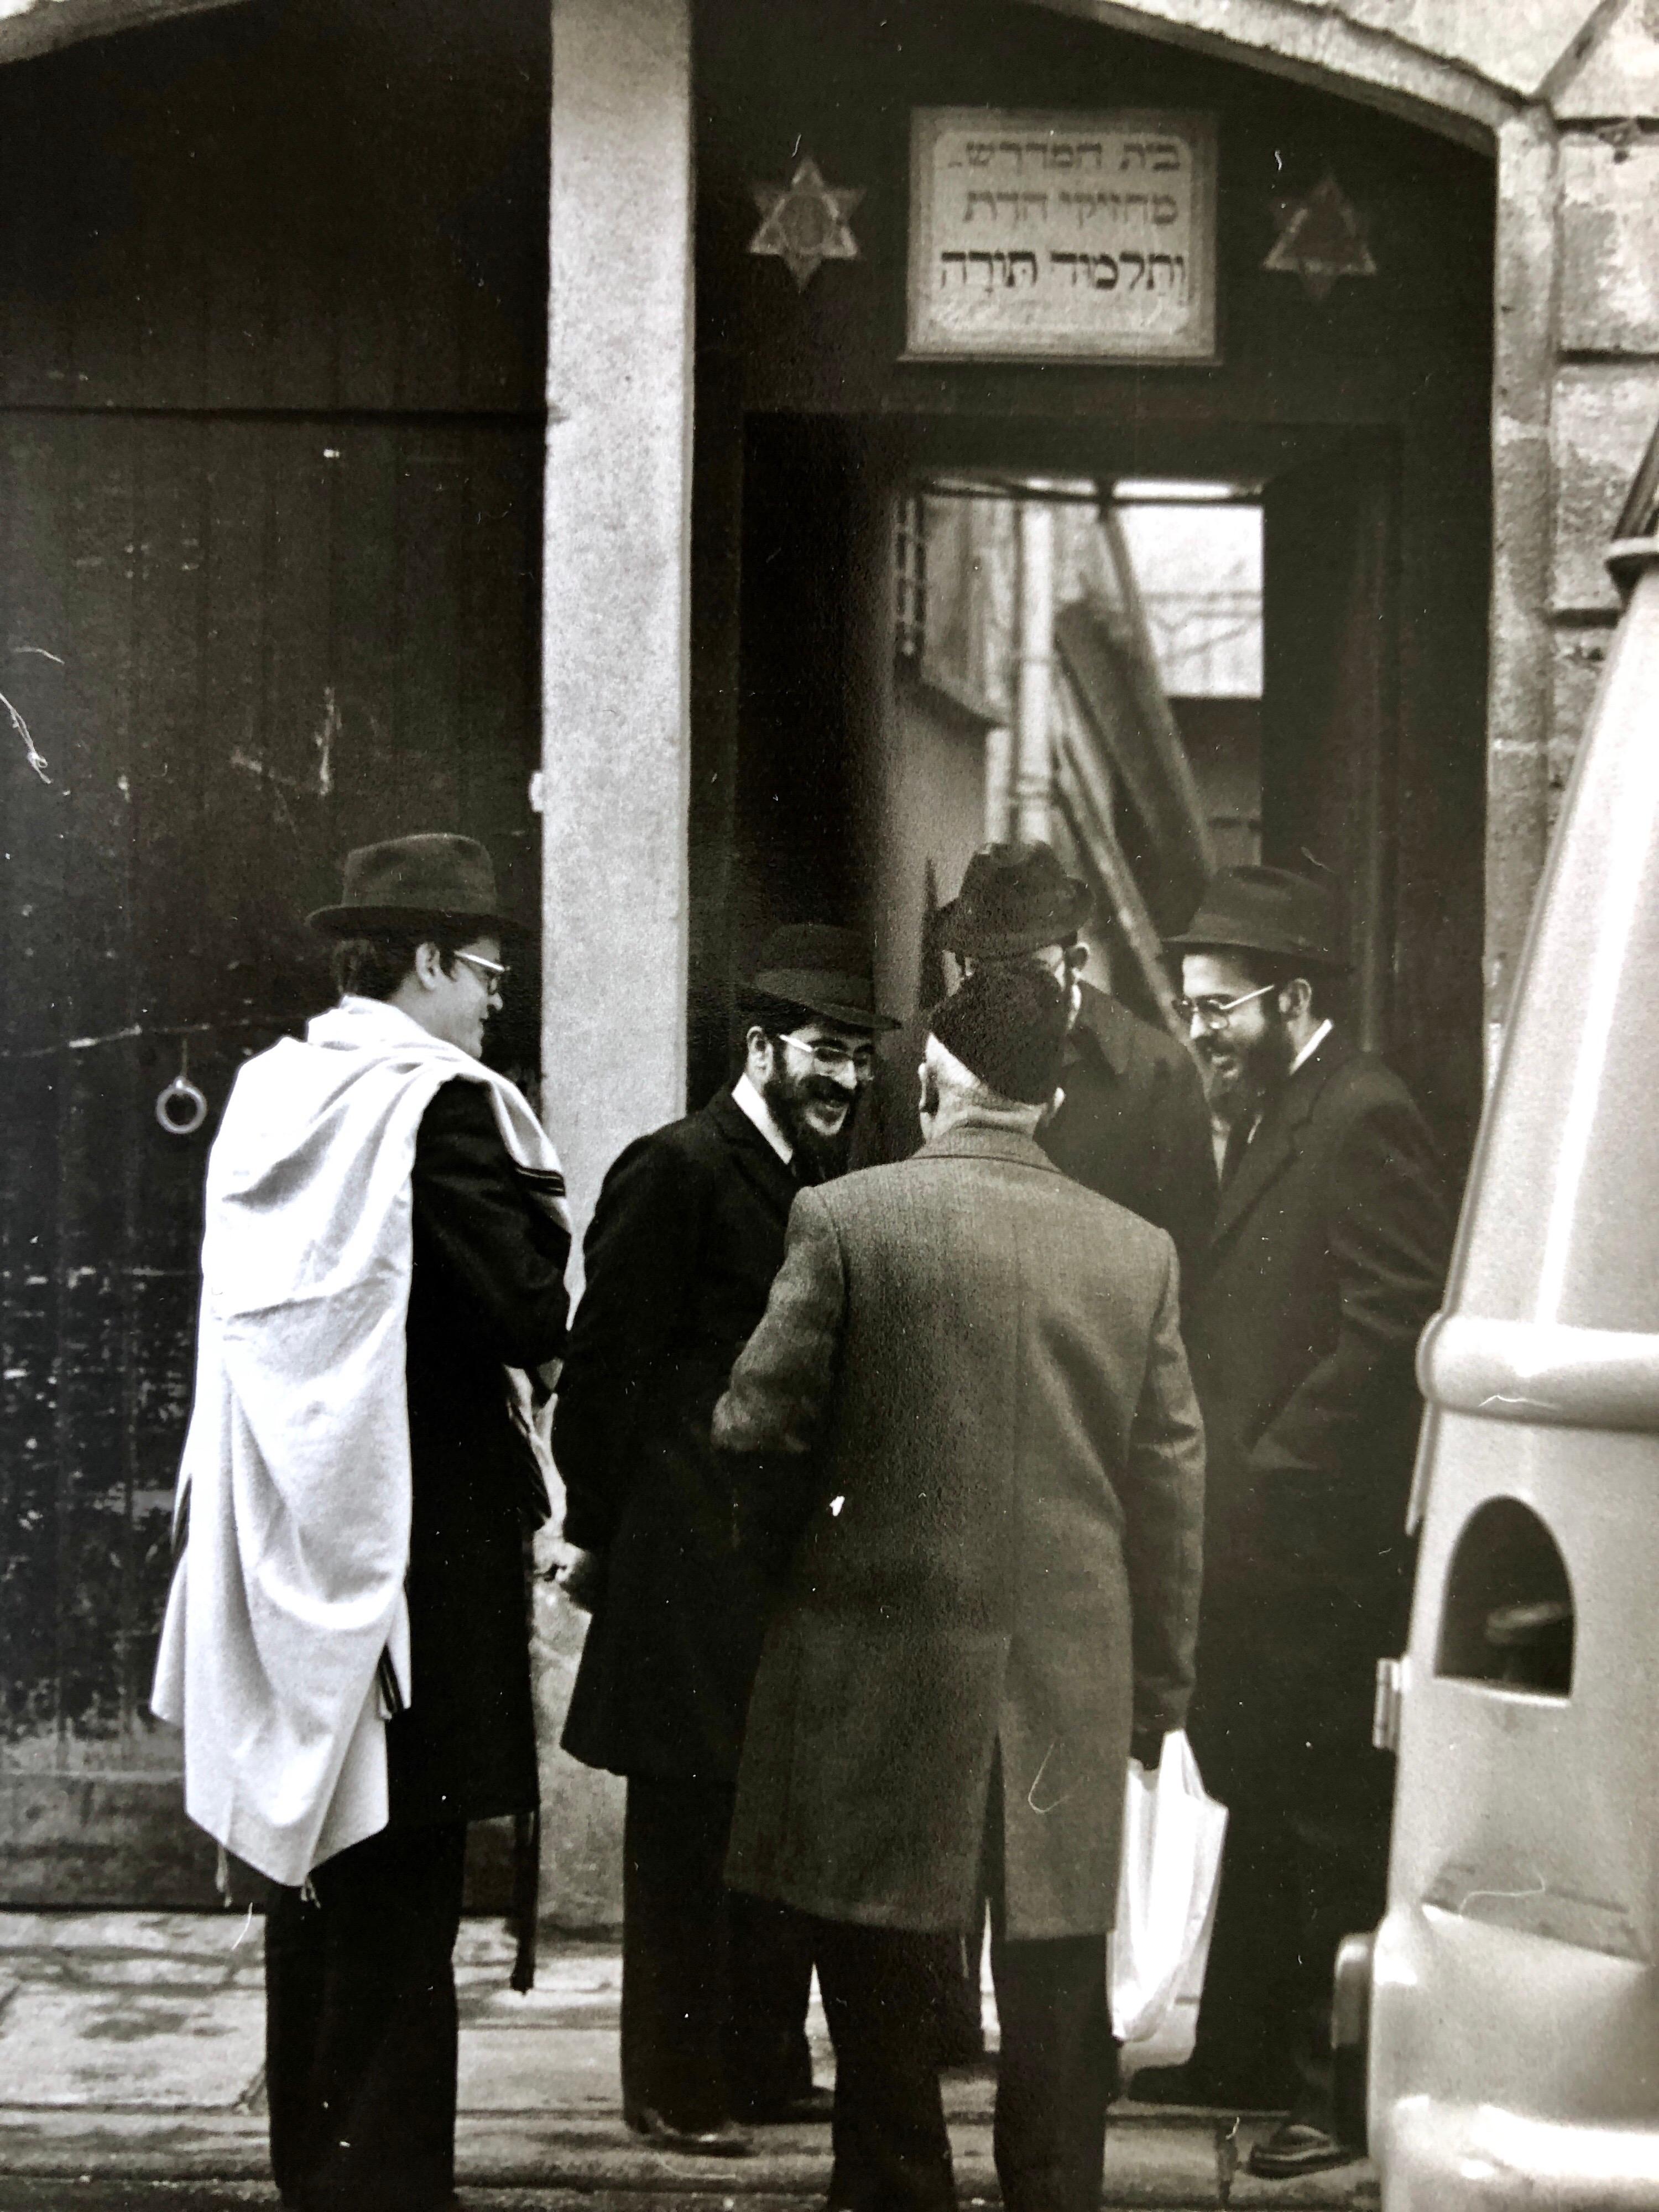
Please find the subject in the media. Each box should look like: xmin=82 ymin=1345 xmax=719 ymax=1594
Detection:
xmin=712 ymin=1122 xmax=1206 ymax=1943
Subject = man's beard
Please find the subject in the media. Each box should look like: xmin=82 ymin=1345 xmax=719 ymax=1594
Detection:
xmin=761 ymin=1062 xmax=854 ymax=1181
xmin=1198 ymin=1006 xmax=1295 ymax=1120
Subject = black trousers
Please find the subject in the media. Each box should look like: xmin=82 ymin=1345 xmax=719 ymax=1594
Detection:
xmin=812 ymin=1918 xmax=1113 ymax=2212
xmin=810 ymin=1763 xmax=1116 ymax=2212
xmin=920 ymin=1901 xmax=988 ymax=2065
xmin=1188 ymin=1754 xmax=1392 ymax=2122
xmin=265 ymin=1820 xmax=467 ymax=2212
xmin=622 ymin=1773 xmax=816 ymax=2128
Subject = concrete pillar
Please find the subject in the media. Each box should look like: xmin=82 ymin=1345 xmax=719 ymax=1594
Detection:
xmin=1014 ymin=503 xmax=1055 ymax=844
xmin=535 ymin=0 xmax=694 ymax=1928
xmin=984 ymin=726 xmax=1013 ymax=843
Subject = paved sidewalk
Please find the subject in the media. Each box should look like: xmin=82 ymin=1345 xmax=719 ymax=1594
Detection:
xmin=0 ymin=1915 xmax=1377 ymax=2210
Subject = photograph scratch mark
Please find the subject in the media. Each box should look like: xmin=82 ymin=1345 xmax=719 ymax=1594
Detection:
xmin=0 ymin=688 xmax=51 ymax=785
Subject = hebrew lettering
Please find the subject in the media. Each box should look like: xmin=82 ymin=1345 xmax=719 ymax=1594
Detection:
xmin=914 ymin=109 xmax=1213 ymax=354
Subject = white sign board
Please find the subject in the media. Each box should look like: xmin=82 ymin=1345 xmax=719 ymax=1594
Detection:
xmin=906 ymin=108 xmax=1218 ymax=363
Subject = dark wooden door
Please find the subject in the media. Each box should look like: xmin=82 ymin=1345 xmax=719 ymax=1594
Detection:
xmin=0 ymin=414 xmax=544 ymax=1901
xmin=1261 ymin=445 xmax=1398 ymax=1051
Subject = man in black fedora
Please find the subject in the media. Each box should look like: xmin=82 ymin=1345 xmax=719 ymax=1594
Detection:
xmin=852 ymin=842 xmax=1215 ymax=2064
xmin=155 ymin=833 xmax=571 ymax=2212
xmin=555 ymin=924 xmax=899 ymax=2155
xmin=853 ymin=842 xmax=1215 ymax=1299
xmin=1154 ymin=865 xmax=1448 ymax=2177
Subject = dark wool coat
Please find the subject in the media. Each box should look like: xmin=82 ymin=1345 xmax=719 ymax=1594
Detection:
xmin=386 ymin=1079 xmax=571 ymax=1829
xmin=556 ymin=1090 xmax=802 ymax=1783
xmin=1182 ymin=1030 xmax=1449 ymax=1793
xmin=714 ymin=1125 xmax=1206 ymax=1943
xmin=851 ymin=980 xmax=1217 ymax=1299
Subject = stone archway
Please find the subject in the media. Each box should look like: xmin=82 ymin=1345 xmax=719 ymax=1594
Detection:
xmin=1006 ymin=0 xmax=1574 ymax=1067
xmin=0 ymin=0 xmax=245 ymax=67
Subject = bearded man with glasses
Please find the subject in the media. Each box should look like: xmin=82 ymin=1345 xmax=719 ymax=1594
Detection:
xmin=555 ymin=924 xmax=898 ymax=2156
xmin=1147 ymin=866 xmax=1449 ymax=2179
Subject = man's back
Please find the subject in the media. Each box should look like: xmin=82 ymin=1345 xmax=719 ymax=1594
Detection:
xmin=718 ymin=1124 xmax=1204 ymax=1940
xmin=787 ymin=1133 xmax=1178 ymax=1615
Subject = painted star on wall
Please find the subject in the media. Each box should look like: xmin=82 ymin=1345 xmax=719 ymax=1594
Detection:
xmin=1262 ymin=173 xmax=1377 ymax=302
xmin=749 ymin=156 xmax=864 ymax=291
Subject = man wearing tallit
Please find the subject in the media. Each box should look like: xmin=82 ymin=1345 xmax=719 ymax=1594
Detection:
xmin=153 ymin=834 xmax=571 ymax=2212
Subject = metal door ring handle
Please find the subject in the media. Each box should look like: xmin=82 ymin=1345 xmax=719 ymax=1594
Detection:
xmin=156 ymin=1076 xmax=208 ymax=1136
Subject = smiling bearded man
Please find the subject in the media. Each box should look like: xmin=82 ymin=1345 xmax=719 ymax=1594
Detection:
xmin=555 ymin=924 xmax=899 ymax=2156
xmin=1152 ymin=867 xmax=1449 ymax=2178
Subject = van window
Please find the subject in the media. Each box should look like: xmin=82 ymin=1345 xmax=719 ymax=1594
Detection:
xmin=1436 ymin=1498 xmax=1574 ymax=1697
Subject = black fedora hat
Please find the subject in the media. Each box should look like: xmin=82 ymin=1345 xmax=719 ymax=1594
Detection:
xmin=309 ymin=833 xmax=524 ymax=938
xmin=746 ymin=923 xmax=899 ymax=1034
xmin=1165 ymin=865 xmax=1349 ymax=972
xmin=936 ymin=842 xmax=1091 ymax=960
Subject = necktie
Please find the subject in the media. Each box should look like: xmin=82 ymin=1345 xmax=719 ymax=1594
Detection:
xmin=1220 ymin=1113 xmax=1253 ymax=1187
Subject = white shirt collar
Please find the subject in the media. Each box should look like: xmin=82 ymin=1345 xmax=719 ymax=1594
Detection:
xmin=732 ymin=1073 xmax=794 ymax=1166
xmin=1289 ymin=1018 xmax=1334 ymax=1076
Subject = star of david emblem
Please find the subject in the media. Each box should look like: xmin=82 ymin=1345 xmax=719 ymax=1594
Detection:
xmin=749 ymin=156 xmax=864 ymax=291
xmin=1262 ymin=173 xmax=1377 ymax=302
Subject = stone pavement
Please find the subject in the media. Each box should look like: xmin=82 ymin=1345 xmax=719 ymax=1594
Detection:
xmin=0 ymin=1914 xmax=1378 ymax=2211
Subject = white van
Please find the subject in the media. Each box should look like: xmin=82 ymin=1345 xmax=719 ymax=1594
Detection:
xmin=1336 ymin=423 xmax=1659 ymax=2208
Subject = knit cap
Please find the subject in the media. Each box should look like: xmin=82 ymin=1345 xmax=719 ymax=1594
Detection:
xmin=928 ymin=963 xmax=1068 ymax=1106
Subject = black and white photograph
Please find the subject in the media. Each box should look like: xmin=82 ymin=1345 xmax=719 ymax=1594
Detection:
xmin=0 ymin=3 xmax=1652 ymax=2209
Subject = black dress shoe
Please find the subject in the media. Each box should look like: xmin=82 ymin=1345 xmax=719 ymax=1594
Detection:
xmin=737 ymin=2083 xmax=836 ymax=2124
xmin=1247 ymin=2120 xmax=1360 ymax=2178
xmin=625 ymin=2105 xmax=755 ymax=2156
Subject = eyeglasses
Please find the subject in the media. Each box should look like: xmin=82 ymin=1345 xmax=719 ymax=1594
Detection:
xmin=1171 ymin=982 xmax=1276 ymax=1030
xmin=453 ymin=950 xmax=510 ymax=999
xmin=778 ymin=1034 xmax=877 ymax=1083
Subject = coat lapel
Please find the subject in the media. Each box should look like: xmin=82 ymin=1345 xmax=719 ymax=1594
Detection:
xmin=1210 ymin=1030 xmax=1357 ymax=1251
xmin=706 ymin=1088 xmax=799 ymax=1219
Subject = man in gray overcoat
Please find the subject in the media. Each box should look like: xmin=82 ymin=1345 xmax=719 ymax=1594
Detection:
xmin=713 ymin=964 xmax=1207 ymax=2212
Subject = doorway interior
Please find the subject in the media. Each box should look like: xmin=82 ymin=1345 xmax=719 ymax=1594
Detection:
xmin=728 ymin=414 xmax=1402 ymax=1093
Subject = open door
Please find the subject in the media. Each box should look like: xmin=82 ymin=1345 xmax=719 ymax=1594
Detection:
xmin=1261 ymin=445 xmax=1397 ymax=1052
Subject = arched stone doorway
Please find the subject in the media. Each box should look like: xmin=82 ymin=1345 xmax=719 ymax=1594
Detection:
xmin=686 ymin=0 xmax=1494 ymax=1161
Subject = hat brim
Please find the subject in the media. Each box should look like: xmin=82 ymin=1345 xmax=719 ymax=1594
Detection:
xmin=749 ymin=995 xmax=901 ymax=1035
xmin=1164 ymin=925 xmax=1350 ymax=973
xmin=936 ymin=876 xmax=1092 ymax=960
xmin=307 ymin=905 xmax=531 ymax=941
xmin=745 ymin=974 xmax=901 ymax=1033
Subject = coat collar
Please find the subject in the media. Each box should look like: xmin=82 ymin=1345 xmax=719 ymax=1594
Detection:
xmin=705 ymin=1087 xmax=801 ymax=1204
xmin=915 ymin=1120 xmax=1061 ymax=1175
xmin=1211 ymin=1026 xmax=1358 ymax=1249
xmin=1069 ymin=980 xmax=1135 ymax=1079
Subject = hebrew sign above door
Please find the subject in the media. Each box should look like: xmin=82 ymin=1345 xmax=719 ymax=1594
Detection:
xmin=906 ymin=108 xmax=1217 ymax=363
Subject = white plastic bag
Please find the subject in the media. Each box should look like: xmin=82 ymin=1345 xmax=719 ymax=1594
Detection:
xmin=1109 ymin=1730 xmax=1228 ymax=2078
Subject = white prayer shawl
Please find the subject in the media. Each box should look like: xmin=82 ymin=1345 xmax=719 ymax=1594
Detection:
xmin=152 ymin=997 xmax=568 ymax=1886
